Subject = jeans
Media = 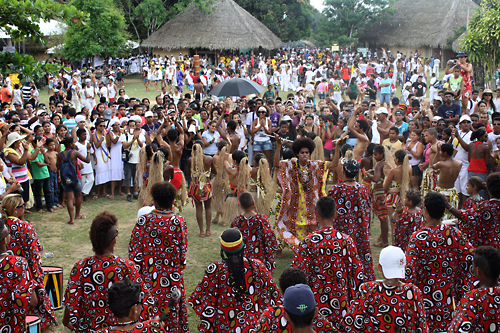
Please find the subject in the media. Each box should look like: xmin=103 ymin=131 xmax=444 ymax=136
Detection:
xmin=124 ymin=162 xmax=137 ymax=189
xmin=49 ymin=170 xmax=59 ymax=206
xmin=33 ymin=177 xmax=52 ymax=211
xmin=317 ymin=92 xmax=326 ymax=100
xmin=380 ymin=93 xmax=391 ymax=105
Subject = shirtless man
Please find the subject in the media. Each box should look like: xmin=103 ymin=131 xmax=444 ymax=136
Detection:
xmin=431 ymin=142 xmax=462 ymax=219
xmin=215 ymin=115 xmax=240 ymax=154
xmin=373 ymin=107 xmax=393 ymax=142
xmin=193 ymin=78 xmax=204 ymax=101
xmin=347 ymin=107 xmax=369 ymax=160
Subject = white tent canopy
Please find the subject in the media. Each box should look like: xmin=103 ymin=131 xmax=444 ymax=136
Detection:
xmin=0 ymin=20 xmax=67 ymax=39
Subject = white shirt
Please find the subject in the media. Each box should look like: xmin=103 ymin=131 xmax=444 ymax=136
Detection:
xmin=453 ymin=130 xmax=472 ymax=163
xmin=99 ymin=86 xmax=108 ymax=100
xmin=120 ymin=131 xmax=144 ymax=164
xmin=488 ymin=131 xmax=500 ymax=151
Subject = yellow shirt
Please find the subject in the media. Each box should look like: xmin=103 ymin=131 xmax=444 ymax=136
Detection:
xmin=383 ymin=138 xmax=403 ymax=154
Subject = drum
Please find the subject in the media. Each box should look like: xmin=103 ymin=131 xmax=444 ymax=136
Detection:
xmin=26 ymin=315 xmax=41 ymax=333
xmin=42 ymin=266 xmax=64 ymax=310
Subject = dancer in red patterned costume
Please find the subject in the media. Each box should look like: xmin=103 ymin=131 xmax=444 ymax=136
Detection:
xmin=344 ymin=246 xmax=428 ymax=332
xmin=292 ymin=196 xmax=364 ymax=331
xmin=1 ymin=194 xmax=57 ymax=332
xmin=405 ymin=192 xmax=474 ymax=332
xmin=328 ymin=158 xmax=374 ymax=281
xmin=231 ymin=192 xmax=278 ymax=272
xmin=129 ymin=181 xmax=189 ymax=332
xmin=449 ymin=246 xmax=500 ymax=332
xmin=63 ymin=211 xmax=154 ymax=333
xmin=98 ymin=278 xmax=167 ymax=333
xmin=0 ymin=218 xmax=37 ymax=332
xmin=391 ymin=189 xmax=425 ymax=252
xmin=189 ymin=228 xmax=281 ymax=332
xmin=274 ymin=136 xmax=334 ymax=251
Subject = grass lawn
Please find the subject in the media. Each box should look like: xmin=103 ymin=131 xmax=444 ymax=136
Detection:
xmin=33 ymin=77 xmax=384 ymax=332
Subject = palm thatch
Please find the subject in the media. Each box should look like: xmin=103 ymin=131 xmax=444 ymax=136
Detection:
xmin=359 ymin=0 xmax=478 ymax=49
xmin=141 ymin=0 xmax=282 ymax=50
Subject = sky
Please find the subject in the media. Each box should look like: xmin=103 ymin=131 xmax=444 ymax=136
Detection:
xmin=310 ymin=0 xmax=324 ymax=11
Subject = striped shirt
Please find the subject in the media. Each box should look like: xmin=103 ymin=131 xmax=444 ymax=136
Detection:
xmin=4 ymin=148 xmax=29 ymax=183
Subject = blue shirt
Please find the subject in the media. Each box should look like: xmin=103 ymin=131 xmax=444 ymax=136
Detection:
xmin=437 ymin=103 xmax=461 ymax=123
xmin=396 ymin=121 xmax=409 ymax=134
xmin=380 ymin=78 xmax=392 ymax=94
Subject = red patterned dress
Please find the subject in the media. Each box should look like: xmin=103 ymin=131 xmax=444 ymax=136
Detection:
xmin=449 ymin=286 xmax=500 ymax=332
xmin=328 ymin=183 xmax=375 ymax=281
xmin=63 ymin=255 xmax=155 ymax=333
xmin=405 ymin=224 xmax=474 ymax=332
xmin=343 ymin=281 xmax=428 ymax=332
xmin=462 ymin=195 xmax=482 ymax=210
xmin=188 ymin=258 xmax=282 ymax=333
xmin=0 ymin=255 xmax=35 ymax=332
xmin=256 ymin=305 xmax=337 ymax=332
xmin=5 ymin=216 xmax=56 ymax=328
xmin=231 ymin=214 xmax=278 ymax=272
xmin=393 ymin=207 xmax=425 ymax=252
xmin=292 ymin=227 xmax=364 ymax=330
xmin=276 ymin=160 xmax=328 ymax=250
xmin=128 ymin=213 xmax=189 ymax=332
xmin=457 ymin=199 xmax=499 ymax=248
xmin=97 ymin=319 xmax=167 ymax=333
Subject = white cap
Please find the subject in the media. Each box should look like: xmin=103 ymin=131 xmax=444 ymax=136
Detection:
xmin=433 ymin=96 xmax=443 ymax=103
xmin=131 ymin=115 xmax=142 ymax=122
xmin=144 ymin=111 xmax=154 ymax=118
xmin=137 ymin=206 xmax=155 ymax=219
xmin=75 ymin=115 xmax=86 ymax=123
xmin=379 ymin=246 xmax=406 ymax=279
xmin=433 ymin=116 xmax=443 ymax=121
xmin=459 ymin=114 xmax=472 ymax=123
xmin=282 ymin=115 xmax=292 ymax=121
xmin=375 ymin=107 xmax=388 ymax=115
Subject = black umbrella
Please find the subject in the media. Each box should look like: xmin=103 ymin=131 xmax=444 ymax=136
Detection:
xmin=208 ymin=78 xmax=265 ymax=97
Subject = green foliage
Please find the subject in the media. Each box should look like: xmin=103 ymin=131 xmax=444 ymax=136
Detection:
xmin=447 ymin=25 xmax=467 ymax=45
xmin=317 ymin=0 xmax=393 ymax=46
xmin=461 ymin=0 xmax=500 ymax=86
xmin=0 ymin=0 xmax=88 ymax=44
xmin=63 ymin=0 xmax=128 ymax=62
xmin=116 ymin=0 xmax=213 ymax=42
xmin=235 ymin=0 xmax=314 ymax=42
xmin=0 ymin=51 xmax=69 ymax=81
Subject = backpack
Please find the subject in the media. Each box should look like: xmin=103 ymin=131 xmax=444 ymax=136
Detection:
xmin=60 ymin=150 xmax=78 ymax=186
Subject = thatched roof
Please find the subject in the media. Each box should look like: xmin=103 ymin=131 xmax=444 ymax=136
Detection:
xmin=359 ymin=0 xmax=479 ymax=49
xmin=141 ymin=0 xmax=282 ymax=50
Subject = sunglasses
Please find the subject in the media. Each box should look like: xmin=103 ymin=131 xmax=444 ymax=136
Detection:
xmin=17 ymin=203 xmax=25 ymax=209
xmin=98 ymin=124 xmax=105 ymax=127
xmin=494 ymin=123 xmax=500 ymax=126
xmin=258 ymin=111 xmax=266 ymax=114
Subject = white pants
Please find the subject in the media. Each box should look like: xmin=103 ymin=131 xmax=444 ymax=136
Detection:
xmin=454 ymin=162 xmax=469 ymax=195
xmin=429 ymin=88 xmax=438 ymax=104
xmin=433 ymin=65 xmax=439 ymax=77
xmin=71 ymin=98 xmax=81 ymax=112
xmin=81 ymin=172 xmax=95 ymax=195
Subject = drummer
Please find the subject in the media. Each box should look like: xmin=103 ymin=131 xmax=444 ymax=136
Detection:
xmin=0 ymin=194 xmax=58 ymax=333
xmin=0 ymin=218 xmax=38 ymax=332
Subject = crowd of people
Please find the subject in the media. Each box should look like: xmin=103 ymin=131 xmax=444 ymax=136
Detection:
xmin=1 ymin=46 xmax=500 ymax=332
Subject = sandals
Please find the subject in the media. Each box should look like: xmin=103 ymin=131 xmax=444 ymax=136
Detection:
xmin=374 ymin=241 xmax=389 ymax=248
xmin=205 ymin=230 xmax=211 ymax=237
xmin=198 ymin=232 xmax=205 ymax=238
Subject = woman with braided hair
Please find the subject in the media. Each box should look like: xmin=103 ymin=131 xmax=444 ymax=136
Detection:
xmin=250 ymin=153 xmax=275 ymax=216
xmin=187 ymin=140 xmax=216 ymax=237
xmin=188 ymin=228 xmax=281 ymax=332
xmin=222 ymin=150 xmax=251 ymax=225
xmin=211 ymin=141 xmax=229 ymax=225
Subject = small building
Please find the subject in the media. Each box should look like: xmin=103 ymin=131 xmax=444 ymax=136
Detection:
xmin=141 ymin=0 xmax=282 ymax=64
xmin=358 ymin=0 xmax=479 ymax=62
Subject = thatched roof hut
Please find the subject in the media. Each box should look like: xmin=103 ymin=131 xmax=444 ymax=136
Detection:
xmin=141 ymin=0 xmax=282 ymax=51
xmin=359 ymin=0 xmax=478 ymax=53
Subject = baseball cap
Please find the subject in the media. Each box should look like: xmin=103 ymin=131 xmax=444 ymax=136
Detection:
xmin=459 ymin=114 xmax=472 ymax=123
xmin=282 ymin=115 xmax=292 ymax=122
xmin=433 ymin=96 xmax=443 ymax=103
xmin=131 ymin=115 xmax=142 ymax=122
xmin=283 ymin=284 xmax=316 ymax=316
xmin=433 ymin=116 xmax=442 ymax=121
xmin=379 ymin=246 xmax=406 ymax=279
xmin=37 ymin=110 xmax=47 ymax=116
xmin=13 ymin=101 xmax=22 ymax=106
xmin=144 ymin=111 xmax=154 ymax=118
xmin=457 ymin=51 xmax=468 ymax=58
xmin=375 ymin=107 xmax=388 ymax=115
xmin=104 ymin=108 xmax=112 ymax=120
xmin=304 ymin=103 xmax=314 ymax=108
xmin=443 ymin=91 xmax=455 ymax=96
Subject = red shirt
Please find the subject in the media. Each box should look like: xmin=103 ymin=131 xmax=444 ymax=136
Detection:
xmin=0 ymin=87 xmax=12 ymax=103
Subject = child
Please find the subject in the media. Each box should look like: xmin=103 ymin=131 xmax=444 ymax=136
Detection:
xmin=231 ymin=191 xmax=278 ymax=272
xmin=30 ymin=136 xmax=53 ymax=213
xmin=391 ymin=189 xmax=424 ymax=252
xmin=382 ymin=126 xmax=403 ymax=154
xmin=75 ymin=128 xmax=94 ymax=202
xmin=45 ymin=138 xmax=60 ymax=209
xmin=278 ymin=121 xmax=294 ymax=157
xmin=463 ymin=176 xmax=485 ymax=210
xmin=383 ymin=149 xmax=411 ymax=225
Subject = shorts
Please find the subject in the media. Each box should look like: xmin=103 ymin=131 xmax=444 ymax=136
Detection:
xmin=253 ymin=140 xmax=272 ymax=151
xmin=188 ymin=84 xmax=194 ymax=91
xmin=62 ymin=179 xmax=82 ymax=194
xmin=380 ymin=93 xmax=391 ymax=105
xmin=143 ymin=78 xmax=149 ymax=82
xmin=324 ymin=148 xmax=331 ymax=159
xmin=412 ymin=165 xmax=423 ymax=177
xmin=167 ymin=79 xmax=172 ymax=85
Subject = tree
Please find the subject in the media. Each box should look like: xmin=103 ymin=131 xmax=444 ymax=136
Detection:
xmin=461 ymin=0 xmax=500 ymax=88
xmin=235 ymin=0 xmax=313 ymax=42
xmin=116 ymin=0 xmax=213 ymax=42
xmin=63 ymin=0 xmax=128 ymax=62
xmin=317 ymin=0 xmax=392 ymax=46
xmin=0 ymin=0 xmax=87 ymax=80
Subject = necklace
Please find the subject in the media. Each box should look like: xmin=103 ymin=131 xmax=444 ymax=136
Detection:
xmin=153 ymin=208 xmax=175 ymax=215
xmin=113 ymin=320 xmax=139 ymax=327
xmin=95 ymin=131 xmax=109 ymax=163
xmin=297 ymin=161 xmax=310 ymax=191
